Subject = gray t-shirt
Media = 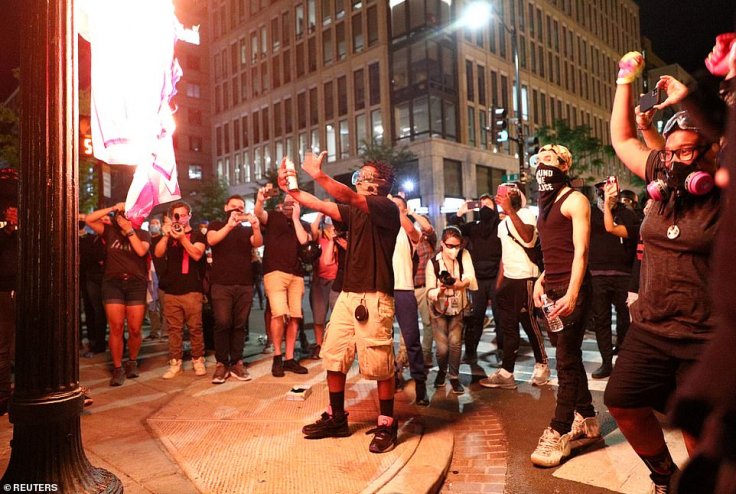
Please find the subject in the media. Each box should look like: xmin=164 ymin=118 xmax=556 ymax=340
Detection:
xmin=629 ymin=152 xmax=720 ymax=340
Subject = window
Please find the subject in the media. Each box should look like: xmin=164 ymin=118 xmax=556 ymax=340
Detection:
xmin=284 ymin=98 xmax=293 ymax=134
xmin=371 ymin=109 xmax=383 ymax=143
xmin=479 ymin=110 xmax=487 ymax=148
xmin=324 ymin=81 xmax=334 ymax=120
xmin=308 ymin=37 xmax=317 ymax=72
xmin=188 ymin=164 xmax=203 ymax=180
xmin=241 ymin=115 xmax=249 ymax=148
xmin=356 ymin=113 xmax=366 ymax=149
xmin=296 ymin=4 xmax=305 ymax=38
xmin=186 ymin=83 xmax=201 ymax=98
xmin=443 ymin=159 xmax=462 ymax=197
xmin=465 ymin=61 xmax=474 ymax=101
xmin=337 ymin=76 xmax=347 ymax=116
xmin=253 ymin=111 xmax=260 ymax=144
xmin=282 ymin=12 xmax=291 ymax=47
xmin=189 ymin=136 xmax=202 ymax=152
xmin=216 ymin=126 xmax=222 ymax=155
xmin=283 ymin=49 xmax=291 ymax=84
xmin=369 ymin=62 xmax=380 ymax=106
xmin=478 ymin=65 xmax=486 ymax=106
xmin=354 ymin=69 xmax=365 ymax=111
xmin=274 ymin=101 xmax=282 ymax=137
xmin=262 ymin=108 xmax=270 ymax=141
xmin=298 ymin=92 xmax=307 ymax=129
xmin=467 ymin=106 xmax=476 ymax=146
xmin=367 ymin=6 xmax=378 ymax=46
xmin=224 ymin=123 xmax=230 ymax=154
xmin=272 ymin=17 xmax=280 ymax=51
xmin=309 ymin=87 xmax=319 ymax=126
xmin=323 ymin=29 xmax=333 ymax=64
xmin=352 ymin=14 xmax=363 ymax=52
xmin=413 ymin=96 xmax=429 ymax=136
xmin=336 ymin=22 xmax=346 ymax=59
xmin=326 ymin=124 xmax=337 ymax=161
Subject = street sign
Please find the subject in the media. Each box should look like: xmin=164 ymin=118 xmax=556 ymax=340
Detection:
xmin=503 ymin=174 xmax=520 ymax=182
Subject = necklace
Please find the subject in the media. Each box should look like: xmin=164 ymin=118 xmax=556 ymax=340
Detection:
xmin=666 ymin=224 xmax=680 ymax=240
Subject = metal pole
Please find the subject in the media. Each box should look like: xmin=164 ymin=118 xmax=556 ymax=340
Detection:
xmin=1 ymin=1 xmax=122 ymax=491
xmin=509 ymin=5 xmax=524 ymax=175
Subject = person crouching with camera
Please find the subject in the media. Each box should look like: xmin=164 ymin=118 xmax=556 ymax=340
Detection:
xmin=155 ymin=202 xmax=208 ymax=380
xmin=86 ymin=203 xmax=151 ymax=386
xmin=426 ymin=226 xmax=477 ymax=395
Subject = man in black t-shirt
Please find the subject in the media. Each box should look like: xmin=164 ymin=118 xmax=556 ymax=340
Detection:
xmin=587 ymin=181 xmax=640 ymax=379
xmin=206 ymin=194 xmax=263 ymax=384
xmin=155 ymin=201 xmax=207 ymax=380
xmin=255 ymin=193 xmax=311 ymax=378
xmin=279 ymin=152 xmax=402 ymax=454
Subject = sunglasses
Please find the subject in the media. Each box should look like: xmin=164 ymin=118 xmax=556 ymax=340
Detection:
xmin=443 ymin=242 xmax=461 ymax=249
xmin=351 ymin=169 xmax=386 ymax=185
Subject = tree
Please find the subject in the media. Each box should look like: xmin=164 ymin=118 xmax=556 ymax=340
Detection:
xmin=358 ymin=137 xmax=417 ymax=194
xmin=535 ymin=120 xmax=615 ymax=182
xmin=0 ymin=104 xmax=19 ymax=169
xmin=191 ymin=176 xmax=230 ymax=222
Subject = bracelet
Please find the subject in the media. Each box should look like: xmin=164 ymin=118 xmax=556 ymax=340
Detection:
xmin=125 ymin=230 xmax=135 ymax=237
xmin=637 ymin=124 xmax=652 ymax=131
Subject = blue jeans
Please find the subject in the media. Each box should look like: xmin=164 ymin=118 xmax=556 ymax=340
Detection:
xmin=211 ymin=284 xmax=253 ymax=365
xmin=394 ymin=290 xmax=426 ymax=383
xmin=431 ymin=313 xmax=464 ymax=379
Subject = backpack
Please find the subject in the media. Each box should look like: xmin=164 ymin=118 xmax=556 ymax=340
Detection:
xmin=504 ymin=222 xmax=544 ymax=274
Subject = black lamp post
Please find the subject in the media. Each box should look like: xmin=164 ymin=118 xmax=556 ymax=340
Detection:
xmin=1 ymin=1 xmax=122 ymax=491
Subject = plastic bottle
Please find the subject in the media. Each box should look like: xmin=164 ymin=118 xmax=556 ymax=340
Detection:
xmin=285 ymin=157 xmax=298 ymax=191
xmin=541 ymin=294 xmax=564 ymax=332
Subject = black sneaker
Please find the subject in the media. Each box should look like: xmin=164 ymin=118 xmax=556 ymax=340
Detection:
xmin=592 ymin=363 xmax=613 ymax=379
xmin=124 ymin=360 xmax=139 ymax=379
xmin=415 ymin=381 xmax=429 ymax=407
xmin=309 ymin=344 xmax=322 ymax=360
xmin=434 ymin=370 xmax=446 ymax=388
xmin=283 ymin=359 xmax=308 ymax=374
xmin=303 ymin=411 xmax=350 ymax=439
xmin=450 ymin=379 xmax=464 ymax=394
xmin=367 ymin=416 xmax=399 ymax=454
xmin=272 ymin=355 xmax=285 ymax=377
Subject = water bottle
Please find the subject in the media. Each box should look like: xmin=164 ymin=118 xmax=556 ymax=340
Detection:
xmin=285 ymin=157 xmax=298 ymax=191
xmin=541 ymin=294 xmax=564 ymax=332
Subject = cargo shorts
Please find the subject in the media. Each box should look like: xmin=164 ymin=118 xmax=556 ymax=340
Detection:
xmin=320 ymin=291 xmax=395 ymax=381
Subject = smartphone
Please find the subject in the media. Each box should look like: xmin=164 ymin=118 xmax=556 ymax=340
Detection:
xmin=638 ymin=88 xmax=661 ymax=113
xmin=497 ymin=182 xmax=519 ymax=197
xmin=606 ymin=176 xmax=620 ymax=194
xmin=466 ymin=200 xmax=481 ymax=210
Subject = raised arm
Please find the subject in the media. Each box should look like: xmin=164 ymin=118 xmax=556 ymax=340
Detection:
xmin=290 ymin=203 xmax=310 ymax=245
xmin=610 ymin=52 xmax=651 ymax=179
xmin=254 ymin=187 xmax=269 ymax=225
xmin=602 ymin=183 xmax=629 ymax=239
xmin=86 ymin=202 xmax=125 ymax=235
xmin=297 ymin=152 xmax=369 ymax=213
xmin=277 ymin=160 xmax=342 ymax=222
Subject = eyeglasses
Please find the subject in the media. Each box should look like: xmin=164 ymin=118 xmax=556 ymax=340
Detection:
xmin=351 ymin=168 xmax=386 ymax=185
xmin=656 ymin=146 xmax=705 ymax=163
xmin=443 ymin=242 xmax=461 ymax=249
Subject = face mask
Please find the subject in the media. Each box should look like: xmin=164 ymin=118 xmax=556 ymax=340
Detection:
xmin=646 ymin=159 xmax=714 ymax=201
xmin=149 ymin=225 xmax=161 ymax=234
xmin=444 ymin=246 xmax=459 ymax=260
xmin=536 ymin=164 xmax=571 ymax=219
xmin=479 ymin=206 xmax=495 ymax=223
xmin=200 ymin=228 xmax=208 ymax=235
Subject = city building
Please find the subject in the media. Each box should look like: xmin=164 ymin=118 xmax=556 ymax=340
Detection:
xmin=209 ymin=0 xmax=642 ymax=224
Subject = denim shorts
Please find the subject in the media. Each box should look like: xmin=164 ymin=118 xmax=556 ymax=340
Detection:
xmin=102 ymin=276 xmax=147 ymax=306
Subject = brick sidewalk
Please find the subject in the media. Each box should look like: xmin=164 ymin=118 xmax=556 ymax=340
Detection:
xmin=439 ymin=394 xmax=508 ymax=493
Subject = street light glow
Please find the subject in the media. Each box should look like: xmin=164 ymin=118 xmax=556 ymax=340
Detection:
xmin=402 ymin=179 xmax=415 ymax=192
xmin=461 ymin=1 xmax=492 ymax=30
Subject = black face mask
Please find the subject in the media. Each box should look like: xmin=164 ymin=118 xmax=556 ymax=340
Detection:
xmin=536 ymin=164 xmax=571 ymax=219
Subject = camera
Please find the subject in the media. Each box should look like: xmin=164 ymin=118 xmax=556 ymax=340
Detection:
xmin=172 ymin=213 xmax=183 ymax=233
xmin=438 ymin=270 xmax=456 ymax=287
xmin=638 ymin=88 xmax=661 ymax=113
xmin=263 ymin=185 xmax=279 ymax=198
xmin=107 ymin=209 xmax=122 ymax=220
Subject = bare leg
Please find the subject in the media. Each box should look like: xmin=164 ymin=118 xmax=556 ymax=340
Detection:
xmin=125 ymin=304 xmax=145 ymax=361
xmin=105 ymin=303 xmax=126 ymax=367
xmin=285 ymin=317 xmax=300 ymax=360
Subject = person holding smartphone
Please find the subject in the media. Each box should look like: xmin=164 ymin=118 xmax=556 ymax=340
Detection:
xmin=86 ymin=203 xmax=151 ymax=386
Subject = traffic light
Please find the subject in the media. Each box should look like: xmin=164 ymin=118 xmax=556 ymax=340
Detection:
xmin=492 ymin=107 xmax=508 ymax=144
xmin=525 ymin=136 xmax=540 ymax=156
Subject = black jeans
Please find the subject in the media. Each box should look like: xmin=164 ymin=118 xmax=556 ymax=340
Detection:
xmin=465 ymin=277 xmax=499 ymax=357
xmin=496 ymin=277 xmax=548 ymax=373
xmin=211 ymin=284 xmax=253 ymax=365
xmin=591 ymin=274 xmax=631 ymax=364
xmin=546 ymin=278 xmax=594 ymax=434
xmin=85 ymin=277 xmax=108 ymax=353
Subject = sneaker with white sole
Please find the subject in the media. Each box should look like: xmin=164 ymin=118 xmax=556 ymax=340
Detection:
xmin=211 ymin=362 xmax=230 ymax=384
xmin=530 ymin=427 xmax=572 ymax=467
xmin=531 ymin=363 xmax=551 ymax=386
xmin=162 ymin=359 xmax=182 ymax=380
xmin=570 ymin=411 xmax=601 ymax=441
xmin=229 ymin=360 xmax=252 ymax=381
xmin=479 ymin=370 xmax=517 ymax=389
xmin=192 ymin=356 xmax=207 ymax=376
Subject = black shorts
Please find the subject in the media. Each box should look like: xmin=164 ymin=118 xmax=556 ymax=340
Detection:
xmin=603 ymin=323 xmax=706 ymax=413
xmin=102 ymin=277 xmax=148 ymax=306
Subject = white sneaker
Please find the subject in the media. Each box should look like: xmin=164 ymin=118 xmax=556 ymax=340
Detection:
xmin=531 ymin=363 xmax=551 ymax=386
xmin=570 ymin=411 xmax=601 ymax=440
xmin=192 ymin=356 xmax=207 ymax=376
xmin=479 ymin=370 xmax=517 ymax=390
xmin=162 ymin=359 xmax=182 ymax=379
xmin=530 ymin=427 xmax=571 ymax=467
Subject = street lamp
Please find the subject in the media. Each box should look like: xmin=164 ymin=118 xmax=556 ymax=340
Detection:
xmin=464 ymin=1 xmax=525 ymax=176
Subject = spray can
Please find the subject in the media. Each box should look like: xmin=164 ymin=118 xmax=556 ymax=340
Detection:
xmin=285 ymin=157 xmax=298 ymax=191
